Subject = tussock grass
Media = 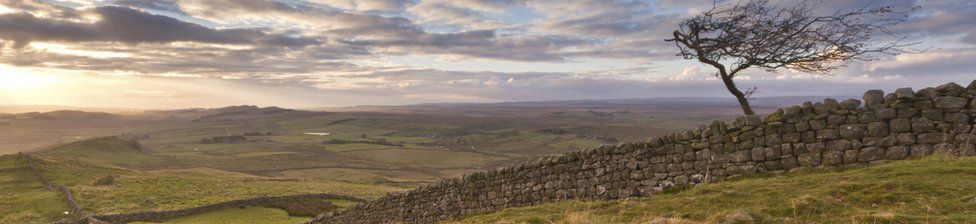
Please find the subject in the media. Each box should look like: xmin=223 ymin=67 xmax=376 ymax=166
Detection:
xmin=453 ymin=156 xmax=976 ymax=223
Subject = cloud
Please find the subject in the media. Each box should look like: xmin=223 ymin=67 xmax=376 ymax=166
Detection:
xmin=0 ymin=0 xmax=974 ymax=108
xmin=0 ymin=6 xmax=320 ymax=47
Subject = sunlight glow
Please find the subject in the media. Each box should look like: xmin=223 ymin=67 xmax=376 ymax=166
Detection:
xmin=0 ymin=66 xmax=56 ymax=91
xmin=0 ymin=5 xmax=13 ymax=14
xmin=30 ymin=42 xmax=132 ymax=59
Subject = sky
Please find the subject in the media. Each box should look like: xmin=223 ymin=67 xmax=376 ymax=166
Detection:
xmin=0 ymin=0 xmax=973 ymax=109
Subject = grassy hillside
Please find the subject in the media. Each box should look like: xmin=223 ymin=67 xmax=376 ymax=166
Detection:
xmin=453 ymin=156 xmax=976 ymax=224
xmin=30 ymin=157 xmax=394 ymax=215
xmin=34 ymin=136 xmax=161 ymax=165
xmin=0 ymin=155 xmax=71 ymax=223
xmin=0 ymin=154 xmax=395 ymax=223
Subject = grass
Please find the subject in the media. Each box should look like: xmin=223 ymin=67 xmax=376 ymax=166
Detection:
xmin=338 ymin=148 xmax=509 ymax=168
xmin=0 ymin=155 xmax=72 ymax=224
xmin=131 ymin=206 xmax=309 ymax=224
xmin=35 ymin=136 xmax=161 ymax=165
xmin=26 ymin=156 xmax=402 ymax=215
xmin=452 ymin=156 xmax=976 ymax=224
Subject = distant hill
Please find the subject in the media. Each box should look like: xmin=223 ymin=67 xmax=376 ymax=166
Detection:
xmin=12 ymin=110 xmax=120 ymax=121
xmin=35 ymin=136 xmax=158 ymax=165
xmin=316 ymin=96 xmax=856 ymax=112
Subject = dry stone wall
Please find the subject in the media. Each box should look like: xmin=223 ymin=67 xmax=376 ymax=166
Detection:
xmin=309 ymin=81 xmax=976 ymax=224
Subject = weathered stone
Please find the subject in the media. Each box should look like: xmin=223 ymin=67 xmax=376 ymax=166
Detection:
xmin=916 ymin=88 xmax=938 ymax=99
xmin=745 ymin=115 xmax=763 ymax=126
xmin=809 ymin=120 xmax=826 ymax=130
xmin=886 ymin=146 xmax=909 ymax=160
xmin=918 ymin=133 xmax=952 ymax=144
xmin=968 ymin=79 xmax=976 ymax=95
xmin=944 ymin=113 xmax=970 ymax=124
xmin=826 ymin=139 xmax=853 ymax=152
xmin=875 ymin=108 xmax=896 ymax=120
xmin=866 ymin=122 xmax=888 ymax=137
xmin=911 ymin=118 xmax=934 ymax=132
xmin=827 ymin=115 xmax=846 ymax=126
xmin=890 ymin=118 xmax=911 ymax=132
xmin=839 ymin=124 xmax=865 ymax=139
xmin=896 ymin=133 xmax=916 ymax=145
xmin=933 ymin=97 xmax=968 ymax=109
xmin=732 ymin=150 xmax=751 ymax=163
xmin=897 ymin=107 xmax=918 ymax=118
xmin=751 ymin=148 xmax=765 ymax=162
xmin=857 ymin=147 xmax=885 ymax=162
xmin=884 ymin=93 xmax=897 ymax=104
xmin=956 ymin=134 xmax=976 ymax=143
xmin=840 ymin=99 xmax=861 ymax=110
xmin=894 ymin=88 xmax=915 ymax=100
xmin=863 ymin=136 xmax=896 ymax=147
xmin=863 ymin=90 xmax=885 ymax=109
xmin=915 ymin=100 xmax=934 ymax=110
xmin=816 ymin=129 xmax=839 ymax=140
xmin=909 ymin=144 xmax=933 ymax=158
xmin=798 ymin=153 xmax=821 ymax=166
xmin=822 ymin=150 xmax=843 ymax=165
xmin=936 ymin=82 xmax=966 ymax=96
xmin=843 ymin=150 xmax=859 ymax=164
xmin=921 ymin=109 xmax=943 ymax=121
xmin=824 ymin=98 xmax=840 ymax=112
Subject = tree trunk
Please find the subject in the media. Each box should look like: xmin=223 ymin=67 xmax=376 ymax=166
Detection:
xmin=720 ymin=74 xmax=756 ymax=115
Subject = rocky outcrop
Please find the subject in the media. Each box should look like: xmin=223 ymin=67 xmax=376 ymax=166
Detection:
xmin=310 ymin=80 xmax=976 ymax=224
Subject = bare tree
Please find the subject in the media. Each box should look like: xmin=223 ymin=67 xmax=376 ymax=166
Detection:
xmin=666 ymin=0 xmax=918 ymax=115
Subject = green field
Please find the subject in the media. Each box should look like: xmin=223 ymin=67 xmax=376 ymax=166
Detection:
xmin=0 ymin=154 xmax=400 ymax=223
xmin=0 ymin=104 xmax=759 ymax=223
xmin=132 ymin=206 xmax=308 ymax=224
xmin=453 ymin=156 xmax=976 ymax=223
xmin=0 ymin=155 xmax=72 ymax=223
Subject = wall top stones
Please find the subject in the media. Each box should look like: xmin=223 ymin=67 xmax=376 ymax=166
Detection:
xmin=310 ymin=80 xmax=976 ymax=224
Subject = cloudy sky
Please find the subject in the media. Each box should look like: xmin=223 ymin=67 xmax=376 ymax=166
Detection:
xmin=0 ymin=0 xmax=973 ymax=109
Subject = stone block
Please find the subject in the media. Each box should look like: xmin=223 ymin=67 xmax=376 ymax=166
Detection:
xmin=912 ymin=119 xmax=935 ymax=132
xmin=934 ymin=96 xmax=968 ymax=109
xmin=909 ymin=145 xmax=933 ymax=158
xmin=876 ymin=108 xmax=896 ymax=120
xmin=798 ymin=153 xmax=821 ymax=166
xmin=822 ymin=150 xmax=843 ymax=165
xmin=956 ymin=134 xmax=976 ymax=143
xmin=863 ymin=90 xmax=884 ymax=109
xmin=857 ymin=147 xmax=885 ymax=162
xmin=921 ymin=109 xmax=943 ymax=121
xmin=839 ymin=124 xmax=866 ymax=139
xmin=840 ymin=99 xmax=861 ymax=110
xmin=866 ymin=122 xmax=889 ymax=137
xmin=945 ymin=113 xmax=970 ymax=123
xmin=843 ymin=150 xmax=859 ymax=164
xmin=826 ymin=139 xmax=853 ymax=152
xmin=886 ymin=146 xmax=909 ymax=160
xmin=894 ymin=87 xmax=915 ymax=100
xmin=890 ymin=118 xmax=911 ymax=132
xmin=816 ymin=129 xmax=839 ymax=140
xmin=897 ymin=107 xmax=918 ymax=118
xmin=918 ymin=133 xmax=951 ymax=144
xmin=936 ymin=82 xmax=966 ymax=96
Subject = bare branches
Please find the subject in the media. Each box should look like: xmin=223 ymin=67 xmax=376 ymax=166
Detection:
xmin=664 ymin=0 xmax=918 ymax=115
xmin=668 ymin=0 xmax=917 ymax=75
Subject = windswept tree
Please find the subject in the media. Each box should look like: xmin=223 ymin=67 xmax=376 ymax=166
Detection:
xmin=666 ymin=0 xmax=918 ymax=115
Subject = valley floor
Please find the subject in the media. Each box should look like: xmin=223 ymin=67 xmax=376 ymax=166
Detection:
xmin=452 ymin=156 xmax=976 ymax=224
